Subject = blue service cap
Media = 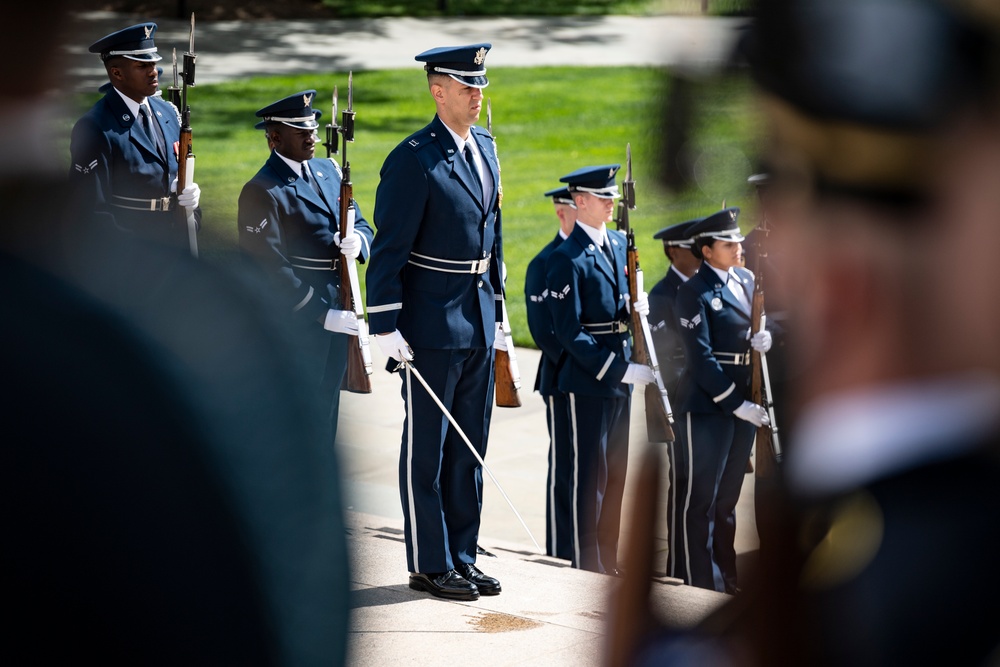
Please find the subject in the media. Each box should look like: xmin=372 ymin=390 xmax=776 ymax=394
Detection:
xmin=544 ymin=186 xmax=575 ymax=207
xmin=559 ymin=164 xmax=621 ymax=199
xmin=90 ymin=23 xmax=161 ymax=63
xmin=653 ymin=218 xmax=701 ymax=248
xmin=255 ymin=90 xmax=322 ymax=130
xmin=416 ymin=43 xmax=491 ymax=89
xmin=688 ymin=207 xmax=744 ymax=243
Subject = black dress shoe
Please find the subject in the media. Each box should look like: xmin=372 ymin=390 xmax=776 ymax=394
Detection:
xmin=409 ymin=570 xmax=479 ymax=601
xmin=456 ymin=563 xmax=501 ymax=596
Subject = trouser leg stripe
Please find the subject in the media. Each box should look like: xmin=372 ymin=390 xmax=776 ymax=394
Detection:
xmin=569 ymin=392 xmax=581 ymax=567
xmin=682 ymin=412 xmax=694 ymax=584
xmin=405 ymin=365 xmax=419 ymax=571
xmin=547 ymin=394 xmax=557 ymax=557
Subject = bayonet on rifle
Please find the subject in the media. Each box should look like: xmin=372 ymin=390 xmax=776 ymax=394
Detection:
xmin=176 ymin=14 xmax=198 ymax=258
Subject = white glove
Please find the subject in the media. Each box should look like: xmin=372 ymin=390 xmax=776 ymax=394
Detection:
xmin=171 ymin=178 xmax=201 ymax=210
xmin=334 ymin=231 xmax=362 ymax=261
xmin=494 ymin=322 xmax=508 ymax=351
xmin=375 ymin=330 xmax=413 ymax=362
xmin=632 ymin=291 xmax=650 ymax=318
xmin=734 ymin=400 xmax=770 ymax=427
xmin=323 ymin=309 xmax=359 ymax=335
xmin=750 ymin=330 xmax=772 ymax=353
xmin=621 ymin=363 xmax=655 ymax=385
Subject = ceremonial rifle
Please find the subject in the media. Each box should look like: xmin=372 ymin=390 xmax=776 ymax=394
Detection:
xmin=168 ymin=15 xmax=198 ymax=258
xmin=486 ymin=98 xmax=522 ymax=408
xmin=749 ymin=215 xmax=782 ymax=476
xmin=327 ymin=73 xmax=373 ymax=393
xmin=616 ymin=144 xmax=675 ymax=442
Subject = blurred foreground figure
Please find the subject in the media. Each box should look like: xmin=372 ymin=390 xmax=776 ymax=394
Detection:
xmin=1 ymin=9 xmax=350 ymax=665
xmin=609 ymin=1 xmax=1000 ymax=665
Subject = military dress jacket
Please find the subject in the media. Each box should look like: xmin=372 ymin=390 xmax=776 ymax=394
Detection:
xmin=237 ymin=151 xmax=373 ymax=326
xmin=648 ymin=267 xmax=688 ymax=398
xmin=545 ymin=224 xmax=632 ymax=399
xmin=674 ymin=262 xmax=755 ymax=414
xmin=525 ymin=234 xmax=565 ymax=397
xmin=69 ymin=89 xmax=196 ymax=249
xmin=366 ymin=115 xmax=504 ymax=350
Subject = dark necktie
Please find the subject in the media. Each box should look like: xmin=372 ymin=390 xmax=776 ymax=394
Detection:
xmin=602 ymin=237 xmax=616 ymax=268
xmin=301 ymin=163 xmax=318 ymax=193
xmin=464 ymin=144 xmax=484 ymax=198
xmin=138 ymin=104 xmax=164 ymax=158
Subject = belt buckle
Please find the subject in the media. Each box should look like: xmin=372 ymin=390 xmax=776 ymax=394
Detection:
xmin=159 ymin=196 xmax=172 ymax=211
xmin=471 ymin=257 xmax=489 ymax=274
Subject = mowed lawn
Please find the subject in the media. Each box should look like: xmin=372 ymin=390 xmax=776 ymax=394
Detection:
xmin=65 ymin=66 xmax=760 ymax=346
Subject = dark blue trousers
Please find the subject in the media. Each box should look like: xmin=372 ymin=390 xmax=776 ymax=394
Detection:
xmin=544 ymin=391 xmax=574 ymax=560
xmin=674 ymin=411 xmax=754 ymax=591
xmin=398 ymin=347 xmax=495 ymax=574
xmin=665 ymin=425 xmax=692 ymax=580
xmin=303 ymin=327 xmax=349 ymax=448
xmin=567 ymin=391 xmax=631 ymax=573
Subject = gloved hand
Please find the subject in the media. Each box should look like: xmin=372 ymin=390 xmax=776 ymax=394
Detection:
xmin=375 ymin=329 xmax=413 ymax=362
xmin=750 ymin=330 xmax=772 ymax=353
xmin=494 ymin=322 xmax=508 ymax=351
xmin=621 ymin=363 xmax=655 ymax=385
xmin=170 ymin=178 xmax=201 ymax=210
xmin=323 ymin=309 xmax=359 ymax=335
xmin=632 ymin=291 xmax=650 ymax=318
xmin=333 ymin=231 xmax=362 ymax=261
xmin=734 ymin=400 xmax=770 ymax=427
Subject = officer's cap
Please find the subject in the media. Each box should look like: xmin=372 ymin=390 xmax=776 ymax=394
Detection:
xmin=416 ymin=43 xmax=491 ymax=89
xmin=90 ymin=23 xmax=161 ymax=63
xmin=544 ymin=186 xmax=576 ymax=207
xmin=653 ymin=218 xmax=700 ymax=248
xmin=255 ymin=90 xmax=322 ymax=130
xmin=560 ymin=164 xmax=621 ymax=199
xmin=688 ymin=207 xmax=744 ymax=244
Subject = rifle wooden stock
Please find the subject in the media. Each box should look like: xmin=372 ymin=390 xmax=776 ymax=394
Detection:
xmin=338 ymin=174 xmax=372 ymax=394
xmin=494 ymin=296 xmax=522 ymax=408
xmin=750 ymin=267 xmax=780 ymax=477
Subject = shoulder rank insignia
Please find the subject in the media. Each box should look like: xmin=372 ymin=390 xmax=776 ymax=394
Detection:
xmin=245 ymin=218 xmax=268 ymax=234
xmin=74 ymin=159 xmax=98 ymax=175
xmin=679 ymin=314 xmax=702 ymax=329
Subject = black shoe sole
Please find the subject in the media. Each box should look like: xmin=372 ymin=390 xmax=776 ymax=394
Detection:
xmin=474 ymin=584 xmax=501 ymax=596
xmin=408 ymin=577 xmax=480 ymax=601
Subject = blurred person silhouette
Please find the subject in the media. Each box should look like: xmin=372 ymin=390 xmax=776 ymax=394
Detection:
xmin=2 ymin=8 xmax=351 ymax=666
xmin=608 ymin=1 xmax=1000 ymax=665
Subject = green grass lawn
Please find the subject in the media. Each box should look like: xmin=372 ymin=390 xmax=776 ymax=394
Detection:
xmin=65 ymin=66 xmax=760 ymax=346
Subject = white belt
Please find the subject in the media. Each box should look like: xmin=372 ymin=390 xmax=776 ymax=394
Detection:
xmin=716 ymin=351 xmax=751 ymax=366
xmin=408 ymin=251 xmax=491 ymax=275
xmin=111 ymin=194 xmax=174 ymax=212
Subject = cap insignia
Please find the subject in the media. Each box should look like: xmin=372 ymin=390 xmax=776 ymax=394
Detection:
xmin=474 ymin=47 xmax=487 ymax=65
xmin=144 ymin=25 xmax=153 ymax=39
xmin=608 ymin=167 xmax=615 ymax=178
xmin=303 ymin=93 xmax=313 ymax=107
xmin=730 ymin=210 xmax=737 ymax=222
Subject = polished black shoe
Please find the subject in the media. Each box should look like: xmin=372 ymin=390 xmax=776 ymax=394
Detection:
xmin=408 ymin=570 xmax=479 ymax=601
xmin=456 ymin=563 xmax=501 ymax=596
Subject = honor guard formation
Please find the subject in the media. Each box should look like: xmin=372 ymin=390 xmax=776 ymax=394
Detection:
xmin=7 ymin=2 xmax=1000 ymax=663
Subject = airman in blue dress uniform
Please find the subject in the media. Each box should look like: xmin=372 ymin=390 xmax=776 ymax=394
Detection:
xmin=237 ymin=91 xmax=374 ymax=448
xmin=365 ymin=44 xmax=504 ymax=601
xmin=525 ymin=185 xmax=577 ymax=560
xmin=544 ymin=165 xmax=654 ymax=574
xmin=645 ymin=218 xmax=704 ymax=580
xmin=673 ymin=207 xmax=771 ymax=592
xmin=70 ymin=23 xmax=201 ymax=252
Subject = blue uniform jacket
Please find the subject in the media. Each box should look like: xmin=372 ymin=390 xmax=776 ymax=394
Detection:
xmin=674 ymin=262 xmax=755 ymax=414
xmin=366 ymin=115 xmax=504 ymax=349
xmin=648 ymin=267 xmax=688 ymax=397
xmin=69 ymin=89 xmax=198 ymax=248
xmin=545 ymin=224 xmax=632 ymax=399
xmin=525 ymin=234 xmax=565 ymax=396
xmin=237 ymin=151 xmax=373 ymax=326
